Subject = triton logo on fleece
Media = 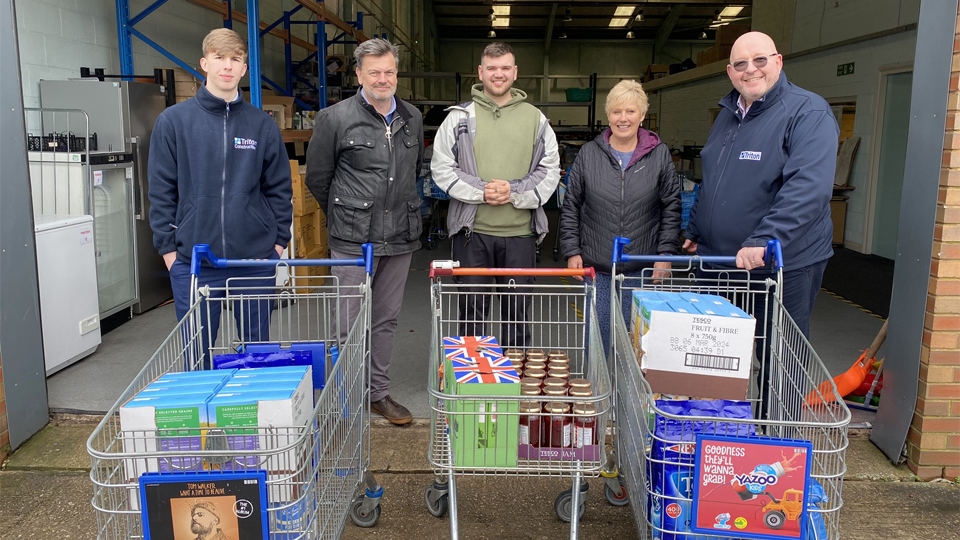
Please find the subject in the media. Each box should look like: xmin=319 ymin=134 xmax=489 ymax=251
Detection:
xmin=235 ymin=138 xmax=257 ymax=150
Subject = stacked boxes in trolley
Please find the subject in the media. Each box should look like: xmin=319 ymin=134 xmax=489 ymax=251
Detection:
xmin=119 ymin=367 xmax=312 ymax=508
xmin=630 ymin=291 xmax=756 ymax=400
xmin=442 ymin=336 xmax=520 ymax=468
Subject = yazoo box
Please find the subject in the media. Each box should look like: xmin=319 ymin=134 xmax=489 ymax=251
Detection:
xmin=631 ymin=291 xmax=671 ymax=356
xmin=229 ymin=366 xmax=312 ymax=379
xmin=119 ymin=391 xmax=214 ymax=509
xmin=638 ymin=292 xmax=756 ymax=400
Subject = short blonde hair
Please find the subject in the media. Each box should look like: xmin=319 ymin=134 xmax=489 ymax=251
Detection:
xmin=202 ymin=28 xmax=247 ymax=60
xmin=605 ymin=79 xmax=648 ymax=117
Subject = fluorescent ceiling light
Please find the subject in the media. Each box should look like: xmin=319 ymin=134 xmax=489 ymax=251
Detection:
xmin=608 ymin=18 xmax=630 ymax=27
xmin=492 ymin=18 xmax=510 ymax=27
xmin=492 ymin=6 xmax=510 ymax=27
xmin=614 ymin=6 xmax=635 ymax=17
xmin=720 ymin=6 xmax=744 ymax=18
xmin=493 ymin=6 xmax=510 ymax=16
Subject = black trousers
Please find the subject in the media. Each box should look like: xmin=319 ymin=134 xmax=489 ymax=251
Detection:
xmin=451 ymin=232 xmax=537 ymax=347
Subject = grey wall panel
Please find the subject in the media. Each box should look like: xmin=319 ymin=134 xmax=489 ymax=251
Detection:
xmin=871 ymin=0 xmax=958 ymax=463
xmin=0 ymin=0 xmax=49 ymax=448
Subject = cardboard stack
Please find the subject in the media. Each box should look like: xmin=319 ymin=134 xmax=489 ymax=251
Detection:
xmin=630 ymin=291 xmax=756 ymax=400
xmin=643 ymin=64 xmax=670 ymax=82
xmin=289 ymin=161 xmax=329 ymax=290
xmin=696 ymin=24 xmax=749 ymax=67
xmin=264 ymin=95 xmax=295 ymax=130
xmin=169 ymin=67 xmax=202 ymax=103
xmin=442 ymin=336 xmax=520 ymax=468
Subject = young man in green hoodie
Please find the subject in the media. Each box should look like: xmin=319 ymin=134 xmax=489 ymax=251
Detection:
xmin=431 ymin=42 xmax=560 ymax=347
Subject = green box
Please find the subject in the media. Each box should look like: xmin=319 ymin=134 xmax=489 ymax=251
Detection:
xmin=444 ymin=357 xmax=520 ymax=468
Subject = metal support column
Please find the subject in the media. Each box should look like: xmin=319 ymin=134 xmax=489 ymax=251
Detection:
xmin=116 ymin=0 xmax=134 ymax=77
xmin=317 ymin=19 xmax=328 ymax=109
xmin=246 ymin=0 xmax=262 ymax=107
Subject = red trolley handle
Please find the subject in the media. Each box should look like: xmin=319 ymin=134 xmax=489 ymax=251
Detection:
xmin=429 ymin=263 xmax=596 ymax=279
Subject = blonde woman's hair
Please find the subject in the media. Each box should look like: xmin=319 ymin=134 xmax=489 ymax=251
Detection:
xmin=605 ymin=79 xmax=648 ymax=117
xmin=202 ymin=28 xmax=247 ymax=60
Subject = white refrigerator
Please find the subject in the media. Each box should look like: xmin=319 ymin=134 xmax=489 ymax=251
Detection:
xmin=34 ymin=214 xmax=101 ymax=375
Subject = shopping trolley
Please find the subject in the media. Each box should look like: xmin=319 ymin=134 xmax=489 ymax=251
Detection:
xmin=609 ymin=237 xmax=850 ymax=540
xmin=86 ymin=244 xmax=382 ymax=539
xmin=423 ymin=263 xmax=621 ymax=540
xmin=423 ymin=173 xmax=451 ymax=249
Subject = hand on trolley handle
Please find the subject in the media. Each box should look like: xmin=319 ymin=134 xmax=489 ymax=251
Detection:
xmin=620 ymin=236 xmax=784 ymax=273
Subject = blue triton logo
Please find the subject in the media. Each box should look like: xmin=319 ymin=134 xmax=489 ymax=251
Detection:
xmin=235 ymin=138 xmax=257 ymax=150
xmin=739 ymin=151 xmax=761 ymax=161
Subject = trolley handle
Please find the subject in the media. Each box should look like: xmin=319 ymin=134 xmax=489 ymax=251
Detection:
xmin=190 ymin=243 xmax=375 ymax=277
xmin=429 ymin=260 xmax=596 ymax=279
xmin=611 ymin=236 xmax=783 ymax=271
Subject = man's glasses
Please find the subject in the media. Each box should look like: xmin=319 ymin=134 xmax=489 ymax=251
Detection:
xmin=731 ymin=54 xmax=779 ymax=72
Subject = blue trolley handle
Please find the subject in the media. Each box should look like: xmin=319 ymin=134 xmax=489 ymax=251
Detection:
xmin=612 ymin=236 xmax=783 ymax=271
xmin=190 ymin=243 xmax=375 ymax=277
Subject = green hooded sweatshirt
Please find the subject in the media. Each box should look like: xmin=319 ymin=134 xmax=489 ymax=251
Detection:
xmin=471 ymin=84 xmax=541 ymax=237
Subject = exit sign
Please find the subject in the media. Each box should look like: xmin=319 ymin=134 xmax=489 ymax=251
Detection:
xmin=837 ymin=62 xmax=855 ymax=76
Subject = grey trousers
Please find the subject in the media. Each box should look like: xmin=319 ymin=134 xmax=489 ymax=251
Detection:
xmin=331 ymin=248 xmax=413 ymax=402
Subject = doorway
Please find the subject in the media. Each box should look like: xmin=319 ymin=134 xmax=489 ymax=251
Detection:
xmin=870 ymin=70 xmax=913 ymax=259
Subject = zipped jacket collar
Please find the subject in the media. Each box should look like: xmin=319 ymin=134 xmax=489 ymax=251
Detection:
xmin=719 ymin=72 xmax=789 ymax=118
xmin=599 ymin=127 xmax=661 ymax=169
xmin=194 ymin=85 xmax=246 ymax=115
xmin=355 ymin=88 xmax=415 ymax=124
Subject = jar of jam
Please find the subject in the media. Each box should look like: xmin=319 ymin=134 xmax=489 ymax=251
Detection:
xmin=524 ymin=360 xmax=547 ymax=372
xmin=505 ymin=348 xmax=525 ymax=358
xmin=547 ymin=357 xmax=570 ymax=372
xmin=568 ymin=387 xmax=592 ymax=398
xmin=542 ymin=402 xmax=572 ymax=448
xmin=547 ymin=368 xmax=570 ymax=383
xmin=519 ymin=401 xmax=543 ymax=447
xmin=525 ymin=349 xmax=545 ymax=362
xmin=543 ymin=387 xmax=568 ymax=400
xmin=542 ymin=377 xmax=567 ymax=394
xmin=568 ymin=378 xmax=591 ymax=394
xmin=523 ymin=367 xmax=546 ymax=385
xmin=572 ymin=403 xmax=598 ymax=447
xmin=521 ymin=388 xmax=542 ymax=398
xmin=547 ymin=350 xmax=568 ymax=361
xmin=520 ymin=377 xmax=542 ymax=394
xmin=509 ymin=357 xmax=525 ymax=371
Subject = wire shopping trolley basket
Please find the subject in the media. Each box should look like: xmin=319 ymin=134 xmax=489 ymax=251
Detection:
xmin=423 ymin=173 xmax=451 ymax=250
xmin=86 ymin=243 xmax=382 ymax=539
xmin=424 ymin=263 xmax=621 ymax=540
xmin=609 ymin=237 xmax=850 ymax=540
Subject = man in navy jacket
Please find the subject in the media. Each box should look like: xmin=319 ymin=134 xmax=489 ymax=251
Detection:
xmin=149 ymin=29 xmax=292 ymax=364
xmin=683 ymin=31 xmax=838 ymax=410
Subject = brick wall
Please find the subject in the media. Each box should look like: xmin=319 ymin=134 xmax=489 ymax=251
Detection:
xmin=907 ymin=8 xmax=960 ymax=481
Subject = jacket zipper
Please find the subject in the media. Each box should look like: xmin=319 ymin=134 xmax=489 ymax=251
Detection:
xmin=221 ymin=103 xmax=229 ymax=257
xmin=382 ymin=113 xmax=396 ymax=246
xmin=708 ymin=116 xmax=741 ymax=237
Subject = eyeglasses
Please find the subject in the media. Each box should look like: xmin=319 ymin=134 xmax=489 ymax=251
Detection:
xmin=731 ymin=53 xmax=779 ymax=72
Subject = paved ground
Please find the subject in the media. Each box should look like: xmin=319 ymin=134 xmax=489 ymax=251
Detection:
xmin=1 ymin=417 xmax=957 ymax=539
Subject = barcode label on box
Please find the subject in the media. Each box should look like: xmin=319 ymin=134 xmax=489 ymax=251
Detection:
xmin=684 ymin=353 xmax=740 ymax=372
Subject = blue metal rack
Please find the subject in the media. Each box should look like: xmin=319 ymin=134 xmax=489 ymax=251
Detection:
xmin=115 ymin=0 xmax=366 ymax=109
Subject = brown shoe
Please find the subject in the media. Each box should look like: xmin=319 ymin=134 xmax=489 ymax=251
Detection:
xmin=370 ymin=396 xmax=412 ymax=425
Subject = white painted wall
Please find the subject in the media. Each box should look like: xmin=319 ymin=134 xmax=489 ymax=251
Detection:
xmin=793 ymin=0 xmax=919 ymax=51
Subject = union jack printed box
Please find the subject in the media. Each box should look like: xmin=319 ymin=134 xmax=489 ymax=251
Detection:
xmin=442 ymin=336 xmax=520 ymax=468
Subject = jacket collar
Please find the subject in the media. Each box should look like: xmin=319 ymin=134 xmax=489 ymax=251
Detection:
xmin=599 ymin=127 xmax=661 ymax=168
xmin=194 ymin=85 xmax=245 ymax=114
xmin=355 ymin=89 xmax=413 ymax=123
xmin=720 ymin=71 xmax=789 ymax=117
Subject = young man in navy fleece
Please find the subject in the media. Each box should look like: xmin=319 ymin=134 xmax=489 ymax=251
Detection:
xmin=149 ymin=28 xmax=292 ymax=365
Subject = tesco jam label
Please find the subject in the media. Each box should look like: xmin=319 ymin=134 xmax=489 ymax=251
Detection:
xmin=691 ymin=435 xmax=813 ymax=540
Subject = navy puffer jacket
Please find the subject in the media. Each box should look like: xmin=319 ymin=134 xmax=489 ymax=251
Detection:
xmin=559 ymin=128 xmax=681 ymax=274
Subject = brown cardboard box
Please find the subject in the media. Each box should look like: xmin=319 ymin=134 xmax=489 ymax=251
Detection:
xmin=715 ymin=24 xmax=750 ymax=45
xmin=699 ymin=44 xmax=733 ymax=66
xmin=263 ymin=95 xmax=295 ymax=129
xmin=290 ymin=160 xmax=318 ymax=216
xmin=291 ymin=246 xmax=331 ymax=293
xmin=293 ymin=213 xmax=317 ymax=257
xmin=643 ymin=64 xmax=670 ymax=82
xmin=830 ymin=198 xmax=846 ymax=246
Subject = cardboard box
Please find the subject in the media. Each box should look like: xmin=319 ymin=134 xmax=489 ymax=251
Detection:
xmin=263 ymin=104 xmax=286 ymax=131
xmin=442 ymin=336 xmax=520 ymax=468
xmin=644 ymin=64 xmax=670 ymax=82
xmin=715 ymin=24 xmax=750 ymax=45
xmin=263 ymin=95 xmax=295 ymax=129
xmin=633 ymin=291 xmax=756 ymax=400
xmin=294 ymin=213 xmax=317 ymax=257
xmin=698 ymin=44 xmax=733 ymax=66
xmin=290 ymin=159 xmax=319 ymax=216
xmin=291 ymin=246 xmax=331 ymax=293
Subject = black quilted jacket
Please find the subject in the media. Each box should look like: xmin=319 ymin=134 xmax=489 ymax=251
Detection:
xmin=559 ymin=128 xmax=681 ymax=274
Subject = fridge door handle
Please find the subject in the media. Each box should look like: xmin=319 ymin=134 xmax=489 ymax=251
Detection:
xmin=130 ymin=136 xmax=145 ymax=220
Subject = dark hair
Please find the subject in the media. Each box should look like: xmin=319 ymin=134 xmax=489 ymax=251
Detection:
xmin=481 ymin=42 xmax=513 ymax=60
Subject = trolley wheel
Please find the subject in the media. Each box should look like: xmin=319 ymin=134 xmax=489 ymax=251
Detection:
xmin=349 ymin=498 xmax=381 ymax=528
xmin=437 ymin=230 xmax=448 ymax=240
xmin=552 ymin=247 xmax=561 ymax=261
xmin=554 ymin=490 xmax=586 ymax=523
xmin=764 ymin=510 xmax=786 ymax=530
xmin=424 ymin=485 xmax=449 ymax=517
xmin=604 ymin=482 xmax=629 ymax=506
xmin=427 ymin=237 xmax=437 ymax=250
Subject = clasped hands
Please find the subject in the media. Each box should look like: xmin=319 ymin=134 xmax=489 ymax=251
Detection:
xmin=483 ymin=179 xmax=511 ymax=206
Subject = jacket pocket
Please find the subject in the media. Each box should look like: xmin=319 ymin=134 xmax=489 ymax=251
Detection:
xmin=343 ymin=136 xmax=376 ymax=170
xmin=174 ymin=199 xmax=197 ymax=248
xmin=329 ymin=194 xmax=374 ymax=243
xmin=405 ymin=199 xmax=423 ymax=241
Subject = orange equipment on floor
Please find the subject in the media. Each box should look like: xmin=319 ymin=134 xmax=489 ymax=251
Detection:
xmin=806 ymin=319 xmax=887 ymax=405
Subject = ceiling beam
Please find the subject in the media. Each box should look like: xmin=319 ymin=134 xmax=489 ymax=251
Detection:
xmin=544 ymin=3 xmax=557 ymax=52
xmin=293 ymin=0 xmax=368 ymax=43
xmin=655 ymin=4 xmax=685 ymax=54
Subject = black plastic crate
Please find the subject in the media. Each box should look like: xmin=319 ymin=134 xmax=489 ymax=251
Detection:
xmin=27 ymin=132 xmax=97 ymax=152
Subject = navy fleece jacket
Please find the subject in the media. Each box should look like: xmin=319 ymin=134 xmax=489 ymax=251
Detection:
xmin=686 ymin=73 xmax=838 ymax=270
xmin=148 ymin=86 xmax=292 ymax=262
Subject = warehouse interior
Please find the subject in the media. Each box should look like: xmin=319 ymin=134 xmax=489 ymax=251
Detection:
xmin=1 ymin=1 xmax=957 ymax=524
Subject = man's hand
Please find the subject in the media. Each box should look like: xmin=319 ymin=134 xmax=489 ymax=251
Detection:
xmin=736 ymin=246 xmax=767 ymax=271
xmin=652 ymin=261 xmax=671 ymax=283
xmin=275 ymin=244 xmax=285 ymax=257
xmin=682 ymin=239 xmax=698 ymax=253
xmin=483 ymin=179 xmax=511 ymax=206
xmin=566 ymin=254 xmax=584 ymax=281
xmin=162 ymin=251 xmax=177 ymax=271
